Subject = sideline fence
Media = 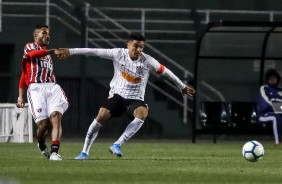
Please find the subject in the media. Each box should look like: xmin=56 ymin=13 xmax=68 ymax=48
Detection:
xmin=0 ymin=103 xmax=33 ymax=143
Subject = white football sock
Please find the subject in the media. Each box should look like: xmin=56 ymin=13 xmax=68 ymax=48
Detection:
xmin=82 ymin=119 xmax=102 ymax=155
xmin=114 ymin=117 xmax=144 ymax=145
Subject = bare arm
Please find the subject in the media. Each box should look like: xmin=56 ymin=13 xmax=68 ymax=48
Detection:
xmin=17 ymin=88 xmax=25 ymax=108
xmin=17 ymin=68 xmax=27 ymax=108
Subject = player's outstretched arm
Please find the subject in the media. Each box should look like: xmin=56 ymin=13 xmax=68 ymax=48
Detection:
xmin=150 ymin=58 xmax=195 ymax=96
xmin=66 ymin=48 xmax=115 ymax=59
xmin=27 ymin=49 xmax=60 ymax=58
xmin=54 ymin=48 xmax=104 ymax=60
xmin=156 ymin=64 xmax=195 ymax=97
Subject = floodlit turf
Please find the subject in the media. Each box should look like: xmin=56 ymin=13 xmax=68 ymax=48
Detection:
xmin=1 ymin=140 xmax=282 ymax=184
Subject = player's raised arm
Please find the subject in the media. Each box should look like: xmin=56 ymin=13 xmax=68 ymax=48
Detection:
xmin=26 ymin=48 xmax=58 ymax=58
xmin=149 ymin=58 xmax=195 ymax=96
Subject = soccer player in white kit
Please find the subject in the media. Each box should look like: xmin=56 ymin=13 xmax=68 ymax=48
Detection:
xmin=16 ymin=25 xmax=69 ymax=161
xmin=56 ymin=33 xmax=195 ymax=159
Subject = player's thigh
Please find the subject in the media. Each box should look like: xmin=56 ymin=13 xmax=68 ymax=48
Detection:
xmin=127 ymin=100 xmax=148 ymax=120
xmin=101 ymin=94 xmax=125 ymax=118
xmin=27 ymin=86 xmax=48 ymax=122
xmin=259 ymin=114 xmax=280 ymax=123
xmin=95 ymin=108 xmax=112 ymax=123
xmin=48 ymin=84 xmax=69 ymax=116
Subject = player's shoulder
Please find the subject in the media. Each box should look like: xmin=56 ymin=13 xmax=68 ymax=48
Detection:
xmin=141 ymin=52 xmax=155 ymax=61
xmin=110 ymin=48 xmax=126 ymax=56
xmin=111 ymin=48 xmax=123 ymax=52
xmin=260 ymin=85 xmax=268 ymax=90
xmin=24 ymin=42 xmax=34 ymax=47
xmin=24 ymin=42 xmax=38 ymax=49
xmin=261 ymin=85 xmax=279 ymax=92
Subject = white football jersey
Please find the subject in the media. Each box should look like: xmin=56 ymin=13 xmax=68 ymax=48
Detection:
xmin=69 ymin=48 xmax=186 ymax=101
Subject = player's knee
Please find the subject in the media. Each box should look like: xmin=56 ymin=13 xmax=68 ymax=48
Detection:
xmin=96 ymin=108 xmax=111 ymax=123
xmin=50 ymin=111 xmax=62 ymax=120
xmin=134 ymin=107 xmax=148 ymax=121
xmin=137 ymin=113 xmax=148 ymax=121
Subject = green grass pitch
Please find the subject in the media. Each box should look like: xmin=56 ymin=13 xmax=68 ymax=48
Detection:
xmin=1 ymin=140 xmax=282 ymax=184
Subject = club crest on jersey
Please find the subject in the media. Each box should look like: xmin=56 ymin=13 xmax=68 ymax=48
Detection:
xmin=136 ymin=66 xmax=144 ymax=76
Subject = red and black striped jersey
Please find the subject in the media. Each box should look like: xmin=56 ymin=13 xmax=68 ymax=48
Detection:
xmin=19 ymin=42 xmax=55 ymax=88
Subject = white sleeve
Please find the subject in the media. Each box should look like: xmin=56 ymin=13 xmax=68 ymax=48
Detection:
xmin=162 ymin=68 xmax=186 ymax=89
xmin=149 ymin=57 xmax=186 ymax=89
xmin=69 ymin=48 xmax=116 ymax=60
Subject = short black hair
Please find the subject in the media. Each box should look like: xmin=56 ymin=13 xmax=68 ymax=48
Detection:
xmin=128 ymin=32 xmax=146 ymax=41
xmin=34 ymin=24 xmax=49 ymax=29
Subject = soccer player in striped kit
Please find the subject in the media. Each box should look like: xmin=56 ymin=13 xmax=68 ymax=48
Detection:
xmin=56 ymin=33 xmax=195 ymax=159
xmin=16 ymin=25 xmax=69 ymax=161
xmin=258 ymin=69 xmax=282 ymax=144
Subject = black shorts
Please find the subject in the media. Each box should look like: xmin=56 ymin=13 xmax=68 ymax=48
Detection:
xmin=101 ymin=94 xmax=148 ymax=119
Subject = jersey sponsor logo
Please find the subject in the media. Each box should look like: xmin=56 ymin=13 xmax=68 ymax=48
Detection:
xmin=40 ymin=58 xmax=53 ymax=70
xmin=121 ymin=72 xmax=141 ymax=84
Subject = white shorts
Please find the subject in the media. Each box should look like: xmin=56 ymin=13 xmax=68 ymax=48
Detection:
xmin=27 ymin=83 xmax=69 ymax=123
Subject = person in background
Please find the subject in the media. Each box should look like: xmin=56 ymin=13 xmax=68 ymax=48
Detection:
xmin=258 ymin=68 xmax=282 ymax=145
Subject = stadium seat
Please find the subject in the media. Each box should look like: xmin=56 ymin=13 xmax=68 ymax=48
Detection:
xmin=230 ymin=102 xmax=258 ymax=128
xmin=199 ymin=102 xmax=231 ymax=128
xmin=230 ymin=102 xmax=272 ymax=134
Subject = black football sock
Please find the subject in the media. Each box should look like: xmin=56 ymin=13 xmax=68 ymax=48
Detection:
xmin=37 ymin=138 xmax=47 ymax=151
xmin=51 ymin=140 xmax=60 ymax=153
